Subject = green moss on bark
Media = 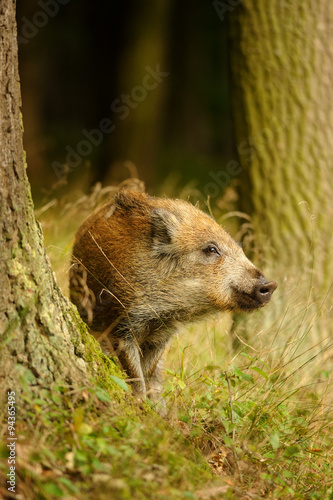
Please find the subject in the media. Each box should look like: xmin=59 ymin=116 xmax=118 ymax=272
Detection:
xmin=68 ymin=306 xmax=128 ymax=400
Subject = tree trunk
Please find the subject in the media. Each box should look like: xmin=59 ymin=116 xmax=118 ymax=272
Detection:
xmin=229 ymin=1 xmax=333 ymax=333
xmin=0 ymin=0 xmax=89 ymax=399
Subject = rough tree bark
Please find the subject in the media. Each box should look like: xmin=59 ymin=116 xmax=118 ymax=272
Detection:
xmin=229 ymin=1 xmax=333 ymax=326
xmin=0 ymin=0 xmax=88 ymax=400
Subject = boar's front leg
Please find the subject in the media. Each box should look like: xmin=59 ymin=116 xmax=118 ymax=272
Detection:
xmin=140 ymin=337 xmax=171 ymax=413
xmin=116 ymin=340 xmax=147 ymax=399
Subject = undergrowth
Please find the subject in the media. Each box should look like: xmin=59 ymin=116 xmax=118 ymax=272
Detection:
xmin=163 ymin=344 xmax=333 ymax=498
xmin=0 ymin=370 xmax=213 ymax=500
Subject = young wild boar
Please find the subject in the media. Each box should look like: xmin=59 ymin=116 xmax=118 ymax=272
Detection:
xmin=69 ymin=188 xmax=277 ymax=404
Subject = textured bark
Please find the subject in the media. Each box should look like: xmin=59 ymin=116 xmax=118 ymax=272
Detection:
xmin=0 ymin=0 xmax=87 ymax=400
xmin=229 ymin=2 xmax=333 ymax=304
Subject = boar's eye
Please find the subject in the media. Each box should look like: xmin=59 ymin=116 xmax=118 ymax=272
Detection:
xmin=203 ymin=245 xmax=219 ymax=256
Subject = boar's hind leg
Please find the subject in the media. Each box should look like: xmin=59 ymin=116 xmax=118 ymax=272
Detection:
xmin=116 ymin=341 xmax=146 ymax=399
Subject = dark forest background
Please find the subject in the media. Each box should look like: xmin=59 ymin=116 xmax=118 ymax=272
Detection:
xmin=16 ymin=0 xmax=234 ymax=202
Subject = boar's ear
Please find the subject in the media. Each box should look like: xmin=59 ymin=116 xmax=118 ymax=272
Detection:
xmin=150 ymin=208 xmax=180 ymax=251
xmin=114 ymin=190 xmax=148 ymax=214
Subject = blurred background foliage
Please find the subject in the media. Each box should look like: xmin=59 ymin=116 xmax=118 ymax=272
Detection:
xmin=17 ymin=0 xmax=233 ymax=201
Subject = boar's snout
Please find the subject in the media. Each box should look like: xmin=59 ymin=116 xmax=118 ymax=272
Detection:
xmin=231 ymin=274 xmax=278 ymax=311
xmin=253 ymin=277 xmax=278 ymax=306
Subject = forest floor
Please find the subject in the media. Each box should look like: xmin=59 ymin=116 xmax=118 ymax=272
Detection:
xmin=1 ymin=182 xmax=332 ymax=499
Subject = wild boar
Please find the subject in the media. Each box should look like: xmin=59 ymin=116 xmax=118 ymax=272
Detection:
xmin=69 ymin=188 xmax=277 ymax=404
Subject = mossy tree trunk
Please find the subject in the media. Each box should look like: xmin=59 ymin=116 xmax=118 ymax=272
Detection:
xmin=229 ymin=2 xmax=333 ymax=332
xmin=0 ymin=0 xmax=89 ymax=400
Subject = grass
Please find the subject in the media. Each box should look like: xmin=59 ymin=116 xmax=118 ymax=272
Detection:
xmin=2 ymin=180 xmax=332 ymax=499
xmin=0 ymin=373 xmax=214 ymax=500
xmin=165 ymin=322 xmax=333 ymax=498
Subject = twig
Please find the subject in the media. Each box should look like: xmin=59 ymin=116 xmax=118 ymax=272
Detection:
xmin=225 ymin=371 xmax=241 ymax=480
xmin=225 ymin=371 xmax=235 ymax=441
